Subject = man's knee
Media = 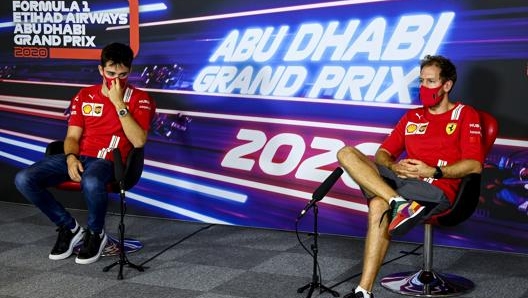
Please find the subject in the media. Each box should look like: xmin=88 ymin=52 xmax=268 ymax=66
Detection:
xmin=14 ymin=169 xmax=30 ymax=190
xmin=337 ymin=145 xmax=361 ymax=164
xmin=80 ymin=176 xmax=107 ymax=194
xmin=369 ymin=197 xmax=389 ymax=214
xmin=367 ymin=197 xmax=390 ymax=221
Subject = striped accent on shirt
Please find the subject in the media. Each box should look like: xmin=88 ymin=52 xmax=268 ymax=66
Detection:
xmin=97 ymin=135 xmax=120 ymax=159
xmin=451 ymin=104 xmax=464 ymax=120
xmin=123 ymin=87 xmax=132 ymax=103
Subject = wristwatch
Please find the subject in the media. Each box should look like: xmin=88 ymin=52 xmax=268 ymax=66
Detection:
xmin=118 ymin=108 xmax=128 ymax=117
xmin=433 ymin=166 xmax=444 ymax=179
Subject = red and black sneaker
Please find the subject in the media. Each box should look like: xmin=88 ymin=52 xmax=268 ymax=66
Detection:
xmin=388 ymin=201 xmax=426 ymax=237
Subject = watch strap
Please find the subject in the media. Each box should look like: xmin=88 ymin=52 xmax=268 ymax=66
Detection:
xmin=433 ymin=166 xmax=443 ymax=179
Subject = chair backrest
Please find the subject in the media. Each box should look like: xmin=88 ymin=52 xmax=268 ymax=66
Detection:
xmin=45 ymin=140 xmax=65 ymax=156
xmin=432 ymin=110 xmax=498 ymax=226
xmin=479 ymin=110 xmax=499 ymax=156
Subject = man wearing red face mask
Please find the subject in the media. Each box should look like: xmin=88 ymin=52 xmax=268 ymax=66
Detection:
xmin=337 ymin=55 xmax=483 ymax=298
xmin=15 ymin=43 xmax=156 ymax=265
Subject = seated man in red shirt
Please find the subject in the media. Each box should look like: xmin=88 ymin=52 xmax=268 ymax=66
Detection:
xmin=337 ymin=55 xmax=483 ymax=298
xmin=15 ymin=43 xmax=156 ymax=264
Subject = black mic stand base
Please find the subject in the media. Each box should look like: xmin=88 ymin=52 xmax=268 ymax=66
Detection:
xmin=102 ymin=254 xmax=145 ymax=280
xmin=102 ymin=220 xmax=145 ymax=279
xmin=297 ymin=281 xmax=340 ymax=297
xmin=103 ymin=181 xmax=144 ymax=280
xmin=297 ymin=204 xmax=340 ymax=298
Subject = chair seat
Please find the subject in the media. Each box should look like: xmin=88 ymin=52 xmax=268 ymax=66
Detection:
xmin=55 ymin=181 xmax=118 ymax=193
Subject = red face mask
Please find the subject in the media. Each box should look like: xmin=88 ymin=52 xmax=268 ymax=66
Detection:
xmin=419 ymin=85 xmax=443 ymax=107
xmin=103 ymin=74 xmax=128 ymax=90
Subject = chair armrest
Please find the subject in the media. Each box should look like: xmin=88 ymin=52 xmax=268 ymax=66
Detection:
xmin=436 ymin=173 xmax=481 ymax=226
xmin=45 ymin=140 xmax=65 ymax=156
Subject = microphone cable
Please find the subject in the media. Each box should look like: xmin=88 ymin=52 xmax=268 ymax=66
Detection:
xmin=295 ymin=214 xmax=324 ymax=289
xmin=139 ymin=223 xmax=215 ymax=268
xmin=294 ymin=166 xmax=344 ymax=289
xmin=321 ymin=242 xmax=423 ymax=293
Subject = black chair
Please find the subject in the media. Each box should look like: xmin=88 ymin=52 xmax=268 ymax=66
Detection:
xmin=45 ymin=140 xmax=144 ymax=257
xmin=380 ymin=110 xmax=498 ymax=296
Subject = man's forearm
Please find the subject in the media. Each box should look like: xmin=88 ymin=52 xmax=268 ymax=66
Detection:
xmin=119 ymin=116 xmax=148 ymax=148
xmin=438 ymin=159 xmax=482 ymax=178
xmin=375 ymin=148 xmax=396 ymax=170
xmin=63 ymin=137 xmax=80 ymax=155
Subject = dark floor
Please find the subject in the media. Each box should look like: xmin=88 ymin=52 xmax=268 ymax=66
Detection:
xmin=0 ymin=201 xmax=526 ymax=298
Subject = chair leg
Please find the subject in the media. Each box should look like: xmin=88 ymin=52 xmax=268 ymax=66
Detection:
xmin=380 ymin=224 xmax=475 ymax=297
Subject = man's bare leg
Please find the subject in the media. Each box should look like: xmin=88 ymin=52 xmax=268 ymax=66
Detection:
xmin=337 ymin=146 xmax=395 ymax=293
xmin=337 ymin=146 xmax=398 ymax=201
xmin=358 ymin=197 xmax=391 ymax=291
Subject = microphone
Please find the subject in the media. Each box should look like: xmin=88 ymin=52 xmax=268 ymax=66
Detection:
xmin=298 ymin=167 xmax=344 ymax=219
xmin=113 ymin=148 xmax=124 ymax=184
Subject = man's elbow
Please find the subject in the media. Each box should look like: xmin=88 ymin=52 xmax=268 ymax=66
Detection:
xmin=131 ymin=133 xmax=148 ymax=148
xmin=133 ymin=138 xmax=147 ymax=148
xmin=470 ymin=160 xmax=483 ymax=174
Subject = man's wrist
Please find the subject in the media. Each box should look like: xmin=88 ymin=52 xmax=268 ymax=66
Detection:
xmin=115 ymin=103 xmax=127 ymax=110
xmin=433 ymin=166 xmax=444 ymax=179
xmin=65 ymin=153 xmax=79 ymax=160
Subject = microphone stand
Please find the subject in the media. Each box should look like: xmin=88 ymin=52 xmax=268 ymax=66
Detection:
xmin=297 ymin=203 xmax=340 ymax=297
xmin=103 ymin=164 xmax=145 ymax=279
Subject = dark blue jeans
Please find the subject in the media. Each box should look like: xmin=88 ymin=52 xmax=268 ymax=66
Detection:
xmin=14 ymin=154 xmax=114 ymax=234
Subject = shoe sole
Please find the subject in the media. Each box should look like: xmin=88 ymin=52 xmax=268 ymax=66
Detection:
xmin=49 ymin=227 xmax=84 ymax=260
xmin=389 ymin=205 xmax=426 ymax=237
xmin=343 ymin=291 xmax=373 ymax=298
xmin=74 ymin=234 xmax=108 ymax=265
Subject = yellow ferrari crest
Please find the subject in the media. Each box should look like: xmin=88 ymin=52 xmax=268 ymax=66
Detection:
xmin=446 ymin=123 xmax=457 ymax=135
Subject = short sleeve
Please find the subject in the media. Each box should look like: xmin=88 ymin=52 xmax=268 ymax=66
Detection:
xmin=460 ymin=106 xmax=484 ymax=163
xmin=130 ymin=91 xmax=156 ymax=131
xmin=380 ymin=113 xmax=408 ymax=159
xmin=67 ymin=90 xmax=84 ymax=128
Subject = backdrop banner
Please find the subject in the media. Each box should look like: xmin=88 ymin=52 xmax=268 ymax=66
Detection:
xmin=1 ymin=0 xmax=527 ymax=254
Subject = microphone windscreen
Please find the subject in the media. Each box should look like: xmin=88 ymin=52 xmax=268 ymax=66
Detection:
xmin=113 ymin=148 xmax=124 ymax=182
xmin=312 ymin=167 xmax=343 ymax=201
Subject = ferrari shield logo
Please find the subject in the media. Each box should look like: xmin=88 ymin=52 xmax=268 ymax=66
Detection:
xmin=446 ymin=123 xmax=457 ymax=135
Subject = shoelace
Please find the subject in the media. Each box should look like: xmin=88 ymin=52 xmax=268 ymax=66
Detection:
xmin=379 ymin=207 xmax=393 ymax=227
xmin=56 ymin=226 xmax=71 ymax=242
xmin=82 ymin=230 xmax=103 ymax=252
xmin=81 ymin=230 xmax=94 ymax=249
xmin=52 ymin=226 xmax=73 ymax=251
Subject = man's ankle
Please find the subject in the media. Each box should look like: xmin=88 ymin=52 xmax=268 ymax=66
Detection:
xmin=389 ymin=195 xmax=405 ymax=205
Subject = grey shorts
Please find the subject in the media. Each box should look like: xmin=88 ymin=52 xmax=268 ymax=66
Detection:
xmin=362 ymin=164 xmax=451 ymax=217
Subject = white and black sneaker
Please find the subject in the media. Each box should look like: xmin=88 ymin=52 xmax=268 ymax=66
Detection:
xmin=49 ymin=221 xmax=83 ymax=260
xmin=343 ymin=286 xmax=374 ymax=298
xmin=343 ymin=289 xmax=374 ymax=298
xmin=75 ymin=229 xmax=107 ymax=265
